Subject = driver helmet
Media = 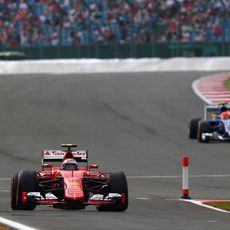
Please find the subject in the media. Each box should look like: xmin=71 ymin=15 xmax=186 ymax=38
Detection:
xmin=62 ymin=158 xmax=78 ymax=170
xmin=221 ymin=111 xmax=230 ymax=120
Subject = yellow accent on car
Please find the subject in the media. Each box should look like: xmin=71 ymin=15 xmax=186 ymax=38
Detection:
xmin=211 ymin=113 xmax=217 ymax=119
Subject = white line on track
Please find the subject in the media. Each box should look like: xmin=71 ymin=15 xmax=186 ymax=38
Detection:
xmin=0 ymin=217 xmax=38 ymax=230
xmin=0 ymin=180 xmax=38 ymax=230
xmin=135 ymin=197 xmax=150 ymax=200
xmin=127 ymin=174 xmax=230 ymax=179
xmin=166 ymin=199 xmax=230 ymax=214
xmin=0 ymin=183 xmax=38 ymax=230
xmin=128 ymin=175 xmax=182 ymax=179
xmin=181 ymin=199 xmax=230 ymax=214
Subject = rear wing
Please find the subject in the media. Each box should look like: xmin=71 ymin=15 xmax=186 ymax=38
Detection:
xmin=42 ymin=150 xmax=88 ymax=164
xmin=204 ymin=104 xmax=230 ymax=119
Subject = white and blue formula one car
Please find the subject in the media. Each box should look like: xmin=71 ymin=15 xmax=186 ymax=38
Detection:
xmin=188 ymin=103 xmax=230 ymax=143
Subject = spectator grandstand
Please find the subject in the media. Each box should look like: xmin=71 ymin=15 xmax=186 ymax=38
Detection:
xmin=0 ymin=0 xmax=229 ymax=48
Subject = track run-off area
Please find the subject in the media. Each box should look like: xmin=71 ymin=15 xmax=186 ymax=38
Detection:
xmin=0 ymin=70 xmax=230 ymax=230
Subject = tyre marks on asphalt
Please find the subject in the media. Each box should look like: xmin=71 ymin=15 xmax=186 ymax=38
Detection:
xmin=192 ymin=73 xmax=230 ymax=104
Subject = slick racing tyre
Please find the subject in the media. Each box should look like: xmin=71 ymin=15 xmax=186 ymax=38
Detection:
xmin=198 ymin=121 xmax=210 ymax=143
xmin=11 ymin=172 xmax=19 ymax=210
xmin=11 ymin=170 xmax=38 ymax=210
xmin=188 ymin=118 xmax=201 ymax=139
xmin=97 ymin=172 xmax=128 ymax=212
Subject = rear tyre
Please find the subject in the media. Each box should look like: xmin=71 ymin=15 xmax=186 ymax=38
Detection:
xmin=11 ymin=170 xmax=38 ymax=210
xmin=188 ymin=118 xmax=201 ymax=139
xmin=198 ymin=121 xmax=210 ymax=143
xmin=97 ymin=172 xmax=128 ymax=212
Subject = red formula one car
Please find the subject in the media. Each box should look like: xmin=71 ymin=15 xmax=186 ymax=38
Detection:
xmin=11 ymin=144 xmax=128 ymax=211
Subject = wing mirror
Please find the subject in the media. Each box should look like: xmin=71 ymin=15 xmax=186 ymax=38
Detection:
xmin=89 ymin=164 xmax=99 ymax=169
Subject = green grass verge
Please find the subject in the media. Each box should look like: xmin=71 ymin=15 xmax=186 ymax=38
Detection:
xmin=204 ymin=202 xmax=230 ymax=211
xmin=224 ymin=79 xmax=230 ymax=91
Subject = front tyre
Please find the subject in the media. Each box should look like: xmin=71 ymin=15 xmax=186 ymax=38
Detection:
xmin=97 ymin=172 xmax=128 ymax=212
xmin=198 ymin=121 xmax=210 ymax=143
xmin=188 ymin=118 xmax=201 ymax=139
xmin=11 ymin=170 xmax=38 ymax=210
xmin=11 ymin=172 xmax=19 ymax=210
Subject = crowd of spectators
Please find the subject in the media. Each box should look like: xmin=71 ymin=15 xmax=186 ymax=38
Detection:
xmin=0 ymin=0 xmax=229 ymax=48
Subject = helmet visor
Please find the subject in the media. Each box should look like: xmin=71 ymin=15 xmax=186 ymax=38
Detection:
xmin=63 ymin=163 xmax=78 ymax=170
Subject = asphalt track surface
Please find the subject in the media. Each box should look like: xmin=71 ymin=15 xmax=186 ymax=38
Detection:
xmin=0 ymin=71 xmax=230 ymax=230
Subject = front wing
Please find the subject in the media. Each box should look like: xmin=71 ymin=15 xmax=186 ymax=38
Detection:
xmin=23 ymin=192 xmax=123 ymax=207
xmin=201 ymin=132 xmax=230 ymax=142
